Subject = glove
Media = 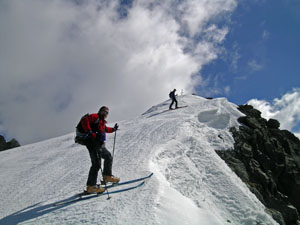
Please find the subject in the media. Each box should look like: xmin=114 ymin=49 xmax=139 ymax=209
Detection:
xmin=87 ymin=130 xmax=96 ymax=139
xmin=96 ymin=132 xmax=106 ymax=142
xmin=114 ymin=123 xmax=119 ymax=131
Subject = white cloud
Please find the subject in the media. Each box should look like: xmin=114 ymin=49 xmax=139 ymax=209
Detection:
xmin=229 ymin=42 xmax=241 ymax=73
xmin=177 ymin=0 xmax=236 ymax=37
xmin=262 ymin=30 xmax=270 ymax=40
xmin=248 ymin=59 xmax=263 ymax=72
xmin=248 ymin=88 xmax=300 ymax=139
xmin=224 ymin=86 xmax=231 ymax=95
xmin=0 ymin=0 xmax=237 ymax=144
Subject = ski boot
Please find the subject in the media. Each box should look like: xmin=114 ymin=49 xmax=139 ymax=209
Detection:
xmin=86 ymin=185 xmax=105 ymax=194
xmin=103 ymin=175 xmax=120 ymax=184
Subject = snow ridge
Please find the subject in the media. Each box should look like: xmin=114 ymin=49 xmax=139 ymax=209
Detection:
xmin=0 ymin=95 xmax=278 ymax=225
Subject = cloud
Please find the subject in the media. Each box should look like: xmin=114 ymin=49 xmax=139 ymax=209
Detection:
xmin=262 ymin=30 xmax=270 ymax=40
xmin=248 ymin=59 xmax=263 ymax=72
xmin=0 ymin=0 xmax=237 ymax=144
xmin=229 ymin=42 xmax=241 ymax=73
xmin=224 ymin=86 xmax=231 ymax=95
xmin=197 ymin=73 xmax=231 ymax=98
xmin=248 ymin=88 xmax=300 ymax=139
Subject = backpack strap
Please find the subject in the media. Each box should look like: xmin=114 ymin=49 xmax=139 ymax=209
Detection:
xmin=76 ymin=113 xmax=89 ymax=133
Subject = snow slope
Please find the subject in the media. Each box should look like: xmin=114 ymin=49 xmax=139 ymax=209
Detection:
xmin=0 ymin=95 xmax=278 ymax=225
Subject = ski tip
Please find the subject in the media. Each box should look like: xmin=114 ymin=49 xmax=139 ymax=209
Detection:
xmin=144 ymin=172 xmax=154 ymax=179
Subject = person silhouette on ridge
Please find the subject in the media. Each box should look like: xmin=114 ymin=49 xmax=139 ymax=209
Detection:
xmin=169 ymin=89 xmax=178 ymax=110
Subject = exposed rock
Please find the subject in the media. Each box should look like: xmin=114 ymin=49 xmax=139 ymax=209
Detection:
xmin=7 ymin=138 xmax=20 ymax=149
xmin=238 ymin=104 xmax=261 ymax=118
xmin=268 ymin=119 xmax=281 ymax=129
xmin=216 ymin=104 xmax=300 ymax=225
xmin=0 ymin=135 xmax=6 ymax=151
xmin=0 ymin=135 xmax=20 ymax=151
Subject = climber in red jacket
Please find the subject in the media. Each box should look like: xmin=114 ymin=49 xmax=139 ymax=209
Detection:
xmin=76 ymin=106 xmax=119 ymax=194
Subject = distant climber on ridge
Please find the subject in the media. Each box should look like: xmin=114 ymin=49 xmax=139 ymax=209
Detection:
xmin=75 ymin=106 xmax=119 ymax=194
xmin=169 ymin=89 xmax=178 ymax=110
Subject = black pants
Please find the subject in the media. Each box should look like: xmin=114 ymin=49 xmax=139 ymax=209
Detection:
xmin=85 ymin=139 xmax=113 ymax=186
xmin=169 ymin=98 xmax=178 ymax=109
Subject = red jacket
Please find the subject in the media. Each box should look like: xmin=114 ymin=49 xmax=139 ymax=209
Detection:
xmin=80 ymin=113 xmax=114 ymax=142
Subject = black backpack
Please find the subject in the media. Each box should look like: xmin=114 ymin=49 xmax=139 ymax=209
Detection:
xmin=75 ymin=114 xmax=100 ymax=145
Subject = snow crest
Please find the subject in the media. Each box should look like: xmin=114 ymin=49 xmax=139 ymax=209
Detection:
xmin=0 ymin=95 xmax=278 ymax=225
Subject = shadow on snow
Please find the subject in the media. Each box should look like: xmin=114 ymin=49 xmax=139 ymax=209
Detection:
xmin=0 ymin=194 xmax=80 ymax=225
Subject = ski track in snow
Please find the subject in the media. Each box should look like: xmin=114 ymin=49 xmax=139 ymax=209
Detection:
xmin=0 ymin=95 xmax=278 ymax=225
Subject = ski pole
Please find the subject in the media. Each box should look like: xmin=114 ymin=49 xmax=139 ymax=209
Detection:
xmin=112 ymin=130 xmax=117 ymax=160
xmin=100 ymin=166 xmax=111 ymax=200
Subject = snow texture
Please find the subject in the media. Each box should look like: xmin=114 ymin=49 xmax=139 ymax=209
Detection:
xmin=0 ymin=95 xmax=278 ymax=225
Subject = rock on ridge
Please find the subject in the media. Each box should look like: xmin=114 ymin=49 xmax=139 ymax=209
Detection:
xmin=217 ymin=104 xmax=300 ymax=225
xmin=0 ymin=135 xmax=20 ymax=151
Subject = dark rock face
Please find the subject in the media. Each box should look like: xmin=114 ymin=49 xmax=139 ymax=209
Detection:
xmin=0 ymin=135 xmax=20 ymax=151
xmin=0 ymin=135 xmax=6 ymax=151
xmin=216 ymin=104 xmax=300 ymax=225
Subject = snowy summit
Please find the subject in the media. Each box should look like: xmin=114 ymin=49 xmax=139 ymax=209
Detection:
xmin=0 ymin=95 xmax=278 ymax=225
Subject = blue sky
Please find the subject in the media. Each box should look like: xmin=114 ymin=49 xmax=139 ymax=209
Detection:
xmin=0 ymin=0 xmax=299 ymax=144
xmin=199 ymin=0 xmax=300 ymax=104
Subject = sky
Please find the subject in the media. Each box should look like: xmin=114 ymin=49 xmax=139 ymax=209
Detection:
xmin=0 ymin=0 xmax=299 ymax=145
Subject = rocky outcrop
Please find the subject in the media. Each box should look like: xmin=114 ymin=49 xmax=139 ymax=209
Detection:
xmin=216 ymin=105 xmax=300 ymax=225
xmin=0 ymin=135 xmax=20 ymax=151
